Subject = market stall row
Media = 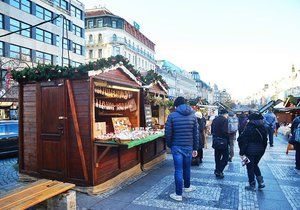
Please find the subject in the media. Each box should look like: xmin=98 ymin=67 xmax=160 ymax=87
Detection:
xmin=18 ymin=65 xmax=168 ymax=194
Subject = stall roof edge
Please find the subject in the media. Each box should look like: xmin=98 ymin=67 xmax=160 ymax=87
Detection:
xmin=143 ymin=81 xmax=168 ymax=94
xmin=88 ymin=65 xmax=142 ymax=87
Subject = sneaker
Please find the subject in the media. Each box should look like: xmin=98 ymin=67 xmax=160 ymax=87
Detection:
xmin=215 ymin=172 xmax=224 ymax=179
xmin=170 ymin=193 xmax=182 ymax=201
xmin=184 ymin=185 xmax=196 ymax=193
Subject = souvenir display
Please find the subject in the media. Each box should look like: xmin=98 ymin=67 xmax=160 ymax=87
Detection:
xmin=94 ymin=122 xmax=107 ymax=137
xmin=95 ymin=99 xmax=137 ymax=111
xmin=95 ymin=87 xmax=133 ymax=99
xmin=112 ymin=117 xmax=132 ymax=132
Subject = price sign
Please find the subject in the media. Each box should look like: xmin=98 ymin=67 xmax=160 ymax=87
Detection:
xmin=144 ymin=105 xmax=152 ymax=127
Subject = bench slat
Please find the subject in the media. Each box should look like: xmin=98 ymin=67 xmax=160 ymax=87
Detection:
xmin=0 ymin=181 xmax=61 ymax=209
xmin=10 ymin=183 xmax=75 ymax=210
xmin=0 ymin=179 xmax=52 ymax=200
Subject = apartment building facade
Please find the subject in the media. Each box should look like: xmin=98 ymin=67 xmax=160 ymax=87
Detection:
xmin=85 ymin=7 xmax=156 ymax=72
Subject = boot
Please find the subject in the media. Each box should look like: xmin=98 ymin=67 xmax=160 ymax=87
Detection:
xmin=257 ymin=176 xmax=265 ymax=189
xmin=245 ymin=181 xmax=256 ymax=191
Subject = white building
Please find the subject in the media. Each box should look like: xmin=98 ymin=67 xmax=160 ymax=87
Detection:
xmin=85 ymin=7 xmax=156 ymax=72
xmin=156 ymin=60 xmax=198 ymax=99
xmin=0 ymin=0 xmax=85 ymax=67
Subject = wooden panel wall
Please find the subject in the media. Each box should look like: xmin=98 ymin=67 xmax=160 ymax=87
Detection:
xmin=66 ymin=80 xmax=93 ymax=185
xmin=22 ymin=84 xmax=38 ymax=173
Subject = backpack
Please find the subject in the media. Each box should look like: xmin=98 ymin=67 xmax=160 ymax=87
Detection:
xmin=294 ymin=123 xmax=300 ymax=143
xmin=228 ymin=117 xmax=239 ymax=133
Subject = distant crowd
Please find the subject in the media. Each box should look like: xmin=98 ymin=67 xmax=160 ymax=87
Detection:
xmin=165 ymin=97 xmax=300 ymax=201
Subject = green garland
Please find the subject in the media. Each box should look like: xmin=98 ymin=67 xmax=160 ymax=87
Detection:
xmin=11 ymin=55 xmax=167 ymax=89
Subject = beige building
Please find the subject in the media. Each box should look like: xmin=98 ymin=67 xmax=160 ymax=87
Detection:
xmin=85 ymin=7 xmax=156 ymax=72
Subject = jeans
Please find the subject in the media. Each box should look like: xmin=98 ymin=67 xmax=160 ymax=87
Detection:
xmin=246 ymin=154 xmax=263 ymax=183
xmin=229 ymin=133 xmax=236 ymax=159
xmin=214 ymin=146 xmax=229 ymax=173
xmin=295 ymin=143 xmax=300 ymax=168
xmin=171 ymin=146 xmax=193 ymax=195
xmin=267 ymin=126 xmax=274 ymax=146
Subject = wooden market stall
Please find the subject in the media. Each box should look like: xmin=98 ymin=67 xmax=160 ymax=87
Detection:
xmin=19 ymin=65 xmax=166 ymax=194
xmin=139 ymin=81 xmax=168 ymax=170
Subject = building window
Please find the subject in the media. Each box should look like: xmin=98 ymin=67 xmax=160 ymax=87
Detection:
xmin=10 ymin=18 xmax=31 ymax=38
xmin=36 ymin=28 xmax=53 ymax=44
xmin=10 ymin=0 xmax=31 ymax=13
xmin=88 ymin=20 xmax=93 ymax=28
xmin=0 ymin=42 xmax=3 ymax=56
xmin=0 ymin=14 xmax=3 ymax=29
xmin=60 ymin=0 xmax=68 ymax=10
xmin=71 ymin=5 xmax=82 ymax=20
xmin=36 ymin=51 xmax=52 ymax=64
xmin=63 ymin=57 xmax=69 ymax=66
xmin=89 ymin=50 xmax=93 ymax=59
xmin=73 ymin=24 xmax=83 ymax=37
xmin=97 ymin=19 xmax=103 ymax=27
xmin=112 ymin=34 xmax=117 ymax=42
xmin=63 ymin=38 xmax=69 ymax=50
xmin=98 ymin=34 xmax=102 ymax=42
xmin=73 ymin=43 xmax=82 ymax=55
xmin=71 ymin=61 xmax=82 ymax=67
xmin=9 ymin=44 xmax=31 ymax=61
xmin=53 ymin=0 xmax=59 ymax=6
xmin=44 ymin=31 xmax=52 ymax=44
xmin=88 ymin=34 xmax=93 ymax=43
xmin=63 ymin=19 xmax=70 ymax=31
xmin=98 ymin=49 xmax=102 ymax=58
xmin=112 ymin=20 xmax=117 ymax=28
xmin=36 ymin=5 xmax=52 ymax=21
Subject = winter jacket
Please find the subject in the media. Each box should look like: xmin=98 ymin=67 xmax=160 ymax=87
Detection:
xmin=165 ymin=104 xmax=199 ymax=150
xmin=238 ymin=114 xmax=248 ymax=134
xmin=291 ymin=116 xmax=300 ymax=145
xmin=197 ymin=117 xmax=206 ymax=148
xmin=211 ymin=115 xmax=229 ymax=140
xmin=263 ymin=112 xmax=277 ymax=130
xmin=238 ymin=120 xmax=268 ymax=156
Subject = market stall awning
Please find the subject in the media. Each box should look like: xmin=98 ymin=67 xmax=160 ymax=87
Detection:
xmin=143 ymin=81 xmax=168 ymax=95
xmin=89 ymin=65 xmax=142 ymax=88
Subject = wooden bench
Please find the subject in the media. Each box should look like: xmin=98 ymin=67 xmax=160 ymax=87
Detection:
xmin=0 ymin=179 xmax=75 ymax=210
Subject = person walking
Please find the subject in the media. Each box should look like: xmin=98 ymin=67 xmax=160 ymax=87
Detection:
xmin=238 ymin=112 xmax=248 ymax=135
xmin=192 ymin=111 xmax=206 ymax=165
xmin=211 ymin=109 xmax=229 ymax=178
xmin=228 ymin=112 xmax=239 ymax=162
xmin=290 ymin=115 xmax=300 ymax=170
xmin=238 ymin=113 xmax=268 ymax=190
xmin=165 ymin=97 xmax=199 ymax=201
xmin=263 ymin=110 xmax=277 ymax=147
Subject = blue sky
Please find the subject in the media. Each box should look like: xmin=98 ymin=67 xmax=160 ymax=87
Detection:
xmin=82 ymin=0 xmax=300 ymax=99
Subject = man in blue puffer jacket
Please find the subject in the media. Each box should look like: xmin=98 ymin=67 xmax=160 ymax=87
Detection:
xmin=165 ymin=97 xmax=199 ymax=202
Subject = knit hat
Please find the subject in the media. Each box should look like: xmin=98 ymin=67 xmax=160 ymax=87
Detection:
xmin=219 ymin=109 xmax=229 ymax=115
xmin=248 ymin=113 xmax=263 ymax=121
xmin=174 ymin=97 xmax=186 ymax=107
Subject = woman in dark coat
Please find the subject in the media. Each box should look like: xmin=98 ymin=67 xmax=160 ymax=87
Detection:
xmin=238 ymin=113 xmax=268 ymax=190
xmin=192 ymin=111 xmax=206 ymax=165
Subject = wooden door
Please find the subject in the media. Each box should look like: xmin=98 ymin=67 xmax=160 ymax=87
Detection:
xmin=38 ymin=80 xmax=67 ymax=179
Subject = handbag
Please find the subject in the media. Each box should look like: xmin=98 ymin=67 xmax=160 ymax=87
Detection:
xmin=212 ymin=137 xmax=228 ymax=150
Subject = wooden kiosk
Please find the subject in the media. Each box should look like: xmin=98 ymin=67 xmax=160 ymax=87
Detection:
xmin=140 ymin=81 xmax=168 ymax=170
xmin=19 ymin=65 xmax=166 ymax=194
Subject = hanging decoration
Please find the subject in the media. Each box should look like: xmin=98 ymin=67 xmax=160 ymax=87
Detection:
xmin=11 ymin=55 xmax=168 ymax=89
xmin=95 ymin=87 xmax=133 ymax=99
xmin=95 ymin=98 xmax=137 ymax=111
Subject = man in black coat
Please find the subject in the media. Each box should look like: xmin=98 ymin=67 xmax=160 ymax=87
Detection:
xmin=211 ymin=109 xmax=229 ymax=178
xmin=238 ymin=113 xmax=268 ymax=190
xmin=291 ymin=115 xmax=300 ymax=170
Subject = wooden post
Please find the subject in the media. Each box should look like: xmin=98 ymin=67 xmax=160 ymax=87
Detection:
xmin=66 ymin=79 xmax=89 ymax=182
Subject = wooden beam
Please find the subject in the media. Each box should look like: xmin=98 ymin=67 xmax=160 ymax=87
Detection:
xmin=66 ymin=79 xmax=89 ymax=182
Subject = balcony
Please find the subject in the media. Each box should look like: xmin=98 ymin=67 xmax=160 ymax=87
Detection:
xmin=86 ymin=39 xmax=103 ymax=47
xmin=111 ymin=36 xmax=156 ymax=62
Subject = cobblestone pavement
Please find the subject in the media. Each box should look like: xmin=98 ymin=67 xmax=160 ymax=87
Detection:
xmin=77 ymin=135 xmax=300 ymax=210
xmin=0 ymin=157 xmax=23 ymax=196
xmin=0 ymin=135 xmax=299 ymax=210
